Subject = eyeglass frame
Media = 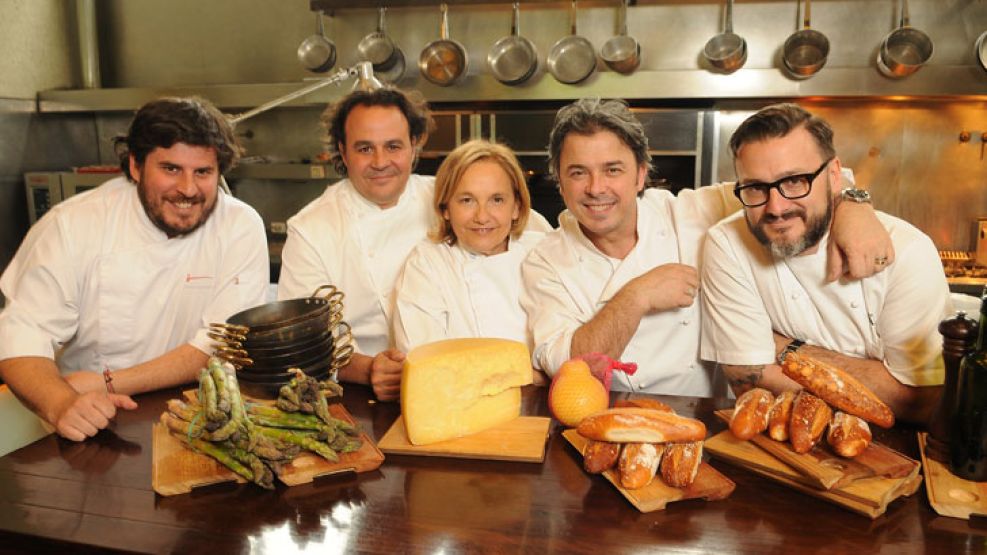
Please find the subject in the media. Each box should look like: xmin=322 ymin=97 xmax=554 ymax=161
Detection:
xmin=733 ymin=157 xmax=834 ymax=208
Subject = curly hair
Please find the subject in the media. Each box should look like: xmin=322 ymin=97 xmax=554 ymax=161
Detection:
xmin=320 ymin=87 xmax=433 ymax=176
xmin=729 ymin=103 xmax=836 ymax=160
xmin=547 ymin=97 xmax=652 ymax=183
xmin=429 ymin=140 xmax=532 ymax=246
xmin=113 ymin=97 xmax=241 ymax=181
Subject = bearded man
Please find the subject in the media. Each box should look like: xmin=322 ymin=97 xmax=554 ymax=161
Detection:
xmin=0 ymin=97 xmax=269 ymax=440
xmin=700 ymin=103 xmax=950 ymax=423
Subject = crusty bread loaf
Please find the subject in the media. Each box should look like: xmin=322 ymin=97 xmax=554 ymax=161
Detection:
xmin=614 ymin=398 xmax=675 ymax=413
xmin=827 ymin=411 xmax=873 ymax=458
xmin=767 ymin=390 xmax=798 ymax=442
xmin=781 ymin=352 xmax=894 ymax=429
xmin=577 ymin=408 xmax=706 ymax=444
xmin=660 ymin=441 xmax=703 ymax=488
xmin=582 ymin=440 xmax=621 ymax=473
xmin=789 ymin=391 xmax=833 ymax=454
xmin=618 ymin=443 xmax=664 ymax=489
xmin=729 ymin=388 xmax=775 ymax=440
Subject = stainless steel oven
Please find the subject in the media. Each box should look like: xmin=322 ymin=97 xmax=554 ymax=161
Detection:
xmin=24 ymin=171 xmax=121 ymax=225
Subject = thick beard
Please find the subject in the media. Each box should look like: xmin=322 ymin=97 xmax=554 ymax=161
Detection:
xmin=137 ymin=177 xmax=216 ymax=238
xmin=748 ymin=191 xmax=833 ymax=258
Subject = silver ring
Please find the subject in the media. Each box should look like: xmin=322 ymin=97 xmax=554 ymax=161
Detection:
xmin=687 ymin=287 xmax=696 ymax=297
xmin=875 ymin=256 xmax=888 ymax=266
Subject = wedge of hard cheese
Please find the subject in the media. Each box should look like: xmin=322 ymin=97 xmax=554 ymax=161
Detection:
xmin=401 ymin=338 xmax=533 ymax=445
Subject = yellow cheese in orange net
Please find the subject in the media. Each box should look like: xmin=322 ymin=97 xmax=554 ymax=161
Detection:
xmin=401 ymin=338 xmax=533 ymax=445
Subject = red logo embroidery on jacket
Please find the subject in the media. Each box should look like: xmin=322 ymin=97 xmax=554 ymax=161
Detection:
xmin=186 ymin=274 xmax=213 ymax=282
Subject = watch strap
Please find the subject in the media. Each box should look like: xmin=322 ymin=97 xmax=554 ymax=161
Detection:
xmin=778 ymin=338 xmax=805 ymax=365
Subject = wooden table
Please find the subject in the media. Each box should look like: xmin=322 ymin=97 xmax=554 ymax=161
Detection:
xmin=0 ymin=384 xmax=982 ymax=554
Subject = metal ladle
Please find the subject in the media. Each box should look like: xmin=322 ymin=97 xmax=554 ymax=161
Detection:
xmin=601 ymin=0 xmax=641 ymax=74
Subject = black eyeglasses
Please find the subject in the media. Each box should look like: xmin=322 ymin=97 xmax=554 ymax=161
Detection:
xmin=733 ymin=158 xmax=833 ymax=207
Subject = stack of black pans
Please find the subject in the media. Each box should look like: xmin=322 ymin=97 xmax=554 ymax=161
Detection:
xmin=210 ymin=285 xmax=353 ymax=392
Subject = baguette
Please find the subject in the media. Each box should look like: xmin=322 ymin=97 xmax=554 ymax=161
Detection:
xmin=660 ymin=441 xmax=704 ymax=488
xmin=577 ymin=408 xmax=707 ymax=444
xmin=789 ymin=391 xmax=832 ymax=454
xmin=827 ymin=411 xmax=872 ymax=458
xmin=767 ymin=390 xmax=798 ymax=442
xmin=618 ymin=443 xmax=664 ymax=489
xmin=781 ymin=352 xmax=894 ymax=429
xmin=582 ymin=440 xmax=621 ymax=474
xmin=729 ymin=388 xmax=774 ymax=440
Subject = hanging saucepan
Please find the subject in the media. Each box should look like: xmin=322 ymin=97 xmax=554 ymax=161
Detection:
xmin=877 ymin=0 xmax=933 ymax=78
xmin=600 ymin=0 xmax=641 ymax=74
xmin=977 ymin=30 xmax=987 ymax=73
xmin=419 ymin=3 xmax=469 ymax=87
xmin=358 ymin=7 xmax=400 ymax=73
xmin=487 ymin=2 xmax=539 ymax=86
xmin=703 ymin=0 xmax=747 ymax=73
xmin=547 ymin=0 xmax=597 ymax=84
xmin=297 ymin=12 xmax=337 ymax=73
xmin=782 ymin=0 xmax=829 ymax=79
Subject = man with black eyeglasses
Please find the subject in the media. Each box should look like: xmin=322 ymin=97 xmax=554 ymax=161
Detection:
xmin=700 ymin=103 xmax=950 ymax=424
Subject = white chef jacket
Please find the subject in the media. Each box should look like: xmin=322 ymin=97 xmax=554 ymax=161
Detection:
xmin=0 ymin=176 xmax=269 ymax=374
xmin=520 ymin=185 xmax=736 ymax=396
xmin=279 ymin=174 xmax=552 ymax=357
xmin=392 ymin=231 xmax=546 ymax=353
xmin=700 ymin=211 xmax=949 ymax=386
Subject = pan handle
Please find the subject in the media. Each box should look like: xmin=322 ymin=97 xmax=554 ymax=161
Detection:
xmin=377 ymin=6 xmax=387 ymax=33
xmin=512 ymin=2 xmax=521 ymax=37
xmin=725 ymin=0 xmax=735 ymax=34
xmin=900 ymin=0 xmax=910 ymax=29
xmin=440 ymin=3 xmax=450 ymax=40
xmin=802 ymin=0 xmax=811 ymax=31
xmin=618 ymin=0 xmax=628 ymax=38
xmin=310 ymin=284 xmax=345 ymax=307
xmin=569 ymin=0 xmax=578 ymax=36
xmin=329 ymin=321 xmax=355 ymax=379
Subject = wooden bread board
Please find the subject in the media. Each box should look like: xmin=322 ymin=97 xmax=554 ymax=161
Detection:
xmin=705 ymin=430 xmax=921 ymax=518
xmin=562 ymin=429 xmax=736 ymax=513
xmin=917 ymin=431 xmax=987 ymax=520
xmin=714 ymin=409 xmax=916 ymax=490
xmin=377 ymin=415 xmax=550 ymax=463
xmin=152 ymin=403 xmax=384 ymax=495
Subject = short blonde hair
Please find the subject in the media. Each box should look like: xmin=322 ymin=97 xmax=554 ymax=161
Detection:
xmin=430 ymin=140 xmax=532 ymax=246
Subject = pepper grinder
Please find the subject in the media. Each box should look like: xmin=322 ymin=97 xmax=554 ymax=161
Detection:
xmin=926 ymin=311 xmax=979 ymax=462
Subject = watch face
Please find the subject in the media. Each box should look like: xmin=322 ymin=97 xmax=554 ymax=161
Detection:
xmin=842 ymin=188 xmax=871 ymax=203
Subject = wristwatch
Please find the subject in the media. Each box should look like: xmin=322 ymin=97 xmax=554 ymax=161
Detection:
xmin=778 ymin=338 xmax=805 ymax=365
xmin=840 ymin=187 xmax=872 ymax=204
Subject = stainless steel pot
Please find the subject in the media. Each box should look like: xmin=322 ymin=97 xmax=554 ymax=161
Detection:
xmin=487 ymin=2 xmax=539 ymax=86
xmin=877 ymin=0 xmax=933 ymax=78
xmin=600 ymin=0 xmax=640 ymax=74
xmin=419 ymin=3 xmax=469 ymax=87
xmin=358 ymin=7 xmax=399 ymax=73
xmin=782 ymin=0 xmax=829 ymax=79
xmin=703 ymin=0 xmax=747 ymax=74
xmin=547 ymin=0 xmax=597 ymax=84
xmin=377 ymin=45 xmax=407 ymax=84
xmin=297 ymin=12 xmax=336 ymax=73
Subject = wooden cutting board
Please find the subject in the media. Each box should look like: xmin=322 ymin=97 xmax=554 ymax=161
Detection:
xmin=562 ymin=429 xmax=735 ymax=513
xmin=917 ymin=431 xmax=987 ymax=520
xmin=714 ymin=409 xmax=915 ymax=490
xmin=705 ymin=429 xmax=921 ymax=518
xmin=152 ymin=403 xmax=384 ymax=495
xmin=377 ymin=415 xmax=550 ymax=463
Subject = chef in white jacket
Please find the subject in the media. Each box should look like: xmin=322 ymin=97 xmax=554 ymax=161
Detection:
xmin=520 ymin=98 xmax=894 ymax=397
xmin=0 ymin=97 xmax=269 ymax=441
xmin=392 ymin=140 xmax=547 ymax=371
xmin=280 ymin=90 xmax=548 ymax=400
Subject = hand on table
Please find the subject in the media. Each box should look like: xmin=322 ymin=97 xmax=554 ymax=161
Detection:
xmin=370 ymin=349 xmax=405 ymax=402
xmin=52 ymin=391 xmax=138 ymax=442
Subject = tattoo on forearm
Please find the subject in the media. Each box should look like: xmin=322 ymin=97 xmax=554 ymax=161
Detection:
xmin=725 ymin=365 xmax=764 ymax=393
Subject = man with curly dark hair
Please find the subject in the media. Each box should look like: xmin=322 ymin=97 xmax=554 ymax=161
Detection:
xmin=0 ymin=97 xmax=268 ymax=441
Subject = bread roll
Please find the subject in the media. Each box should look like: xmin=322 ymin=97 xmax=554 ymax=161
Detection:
xmin=660 ymin=441 xmax=704 ymax=488
xmin=614 ymin=398 xmax=675 ymax=413
xmin=767 ymin=390 xmax=798 ymax=442
xmin=577 ymin=408 xmax=706 ymax=444
xmin=618 ymin=443 xmax=664 ymax=489
xmin=582 ymin=440 xmax=621 ymax=474
xmin=827 ymin=411 xmax=872 ymax=458
xmin=789 ymin=391 xmax=832 ymax=454
xmin=729 ymin=388 xmax=774 ymax=440
xmin=781 ymin=352 xmax=894 ymax=429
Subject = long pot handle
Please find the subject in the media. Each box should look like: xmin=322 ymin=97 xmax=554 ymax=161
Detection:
xmin=377 ymin=6 xmax=387 ymax=33
xmin=440 ymin=3 xmax=450 ymax=40
xmin=618 ymin=0 xmax=628 ymax=37
xmin=570 ymin=0 xmax=578 ymax=36
xmin=725 ymin=0 xmax=735 ymax=34
xmin=803 ymin=0 xmax=812 ymax=30
xmin=900 ymin=0 xmax=910 ymax=29
xmin=512 ymin=2 xmax=521 ymax=37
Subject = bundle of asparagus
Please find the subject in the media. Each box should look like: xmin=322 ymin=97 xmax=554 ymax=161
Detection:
xmin=160 ymin=357 xmax=362 ymax=490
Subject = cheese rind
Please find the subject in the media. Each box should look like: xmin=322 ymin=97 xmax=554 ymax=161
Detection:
xmin=401 ymin=338 xmax=533 ymax=445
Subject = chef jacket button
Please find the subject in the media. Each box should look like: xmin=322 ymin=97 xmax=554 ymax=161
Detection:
xmin=850 ymin=300 xmax=859 ymax=308
xmin=637 ymin=382 xmax=645 ymax=390
xmin=681 ymin=319 xmax=690 ymax=326
xmin=790 ymin=292 xmax=799 ymax=300
xmin=368 ymin=251 xmax=375 ymax=258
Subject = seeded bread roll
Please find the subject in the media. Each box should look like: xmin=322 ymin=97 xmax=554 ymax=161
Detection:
xmin=767 ymin=390 xmax=798 ymax=442
xmin=789 ymin=391 xmax=833 ymax=454
xmin=618 ymin=443 xmax=664 ymax=489
xmin=827 ymin=411 xmax=873 ymax=458
xmin=577 ymin=408 xmax=706 ymax=444
xmin=729 ymin=388 xmax=775 ymax=440
xmin=660 ymin=441 xmax=704 ymax=488
xmin=781 ymin=352 xmax=894 ymax=429
xmin=582 ymin=440 xmax=621 ymax=474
